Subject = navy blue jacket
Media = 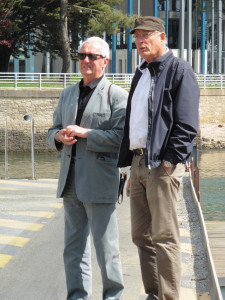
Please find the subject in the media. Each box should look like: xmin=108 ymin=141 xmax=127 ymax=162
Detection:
xmin=118 ymin=50 xmax=200 ymax=168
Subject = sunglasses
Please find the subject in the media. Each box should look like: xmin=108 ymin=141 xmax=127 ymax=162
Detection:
xmin=77 ymin=53 xmax=105 ymax=61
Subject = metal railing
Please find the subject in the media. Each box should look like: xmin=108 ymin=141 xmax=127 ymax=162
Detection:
xmin=0 ymin=72 xmax=133 ymax=90
xmin=188 ymin=143 xmax=200 ymax=202
xmin=195 ymin=74 xmax=225 ymax=89
xmin=1 ymin=72 xmax=225 ymax=90
xmin=185 ymin=143 xmax=200 ymax=202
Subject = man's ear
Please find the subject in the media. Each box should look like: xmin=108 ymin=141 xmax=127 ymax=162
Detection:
xmin=161 ymin=32 xmax=167 ymax=41
xmin=103 ymin=58 xmax=110 ymax=68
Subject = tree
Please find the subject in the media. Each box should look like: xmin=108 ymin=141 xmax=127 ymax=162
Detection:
xmin=0 ymin=0 xmax=19 ymax=72
xmin=61 ymin=0 xmax=70 ymax=73
xmin=60 ymin=0 xmax=136 ymax=73
xmin=0 ymin=0 xmax=136 ymax=73
xmin=0 ymin=0 xmax=62 ymax=72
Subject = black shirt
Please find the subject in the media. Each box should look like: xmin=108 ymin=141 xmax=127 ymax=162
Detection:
xmin=72 ymin=75 xmax=104 ymax=157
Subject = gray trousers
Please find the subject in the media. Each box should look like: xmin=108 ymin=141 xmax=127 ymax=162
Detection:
xmin=63 ymin=162 xmax=124 ymax=300
xmin=130 ymin=155 xmax=185 ymax=300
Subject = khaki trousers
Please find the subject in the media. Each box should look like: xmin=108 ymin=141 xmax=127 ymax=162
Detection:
xmin=130 ymin=155 xmax=185 ymax=300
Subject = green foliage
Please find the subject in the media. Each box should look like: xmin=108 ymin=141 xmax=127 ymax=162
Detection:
xmin=0 ymin=0 xmax=137 ymax=71
xmin=0 ymin=0 xmax=62 ymax=58
xmin=88 ymin=4 xmax=136 ymax=36
xmin=68 ymin=0 xmax=137 ymax=58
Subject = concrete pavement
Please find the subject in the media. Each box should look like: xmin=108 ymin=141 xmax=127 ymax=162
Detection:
xmin=0 ymin=178 xmax=144 ymax=300
xmin=0 ymin=172 xmax=216 ymax=300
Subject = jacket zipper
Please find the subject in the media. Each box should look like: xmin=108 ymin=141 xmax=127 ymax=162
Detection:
xmin=147 ymin=66 xmax=156 ymax=167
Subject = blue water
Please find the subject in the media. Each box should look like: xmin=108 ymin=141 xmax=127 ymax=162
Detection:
xmin=198 ymin=149 xmax=225 ymax=221
xmin=0 ymin=149 xmax=224 ymax=221
xmin=0 ymin=152 xmax=60 ymax=180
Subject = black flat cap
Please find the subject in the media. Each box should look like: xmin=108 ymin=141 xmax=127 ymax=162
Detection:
xmin=130 ymin=16 xmax=165 ymax=34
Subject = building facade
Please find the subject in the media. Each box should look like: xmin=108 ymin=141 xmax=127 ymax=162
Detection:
xmin=9 ymin=0 xmax=225 ymax=74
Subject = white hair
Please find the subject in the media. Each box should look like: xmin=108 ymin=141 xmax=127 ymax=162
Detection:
xmin=80 ymin=37 xmax=110 ymax=59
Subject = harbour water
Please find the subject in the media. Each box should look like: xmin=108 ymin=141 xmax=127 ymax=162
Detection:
xmin=197 ymin=149 xmax=225 ymax=221
xmin=0 ymin=149 xmax=224 ymax=222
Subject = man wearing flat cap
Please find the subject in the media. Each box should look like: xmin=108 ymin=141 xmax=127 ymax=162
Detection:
xmin=118 ymin=16 xmax=199 ymax=300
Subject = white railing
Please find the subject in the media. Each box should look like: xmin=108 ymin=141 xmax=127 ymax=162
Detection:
xmin=0 ymin=72 xmax=225 ymax=90
xmin=195 ymin=74 xmax=225 ymax=90
xmin=0 ymin=72 xmax=133 ymax=90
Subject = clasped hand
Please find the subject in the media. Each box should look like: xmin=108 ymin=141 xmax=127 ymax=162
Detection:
xmin=55 ymin=125 xmax=88 ymax=145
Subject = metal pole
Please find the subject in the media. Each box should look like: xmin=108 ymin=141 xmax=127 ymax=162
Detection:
xmin=201 ymin=1 xmax=206 ymax=74
xmin=24 ymin=114 xmax=35 ymax=180
xmin=217 ymin=0 xmax=222 ymax=73
xmin=5 ymin=113 xmax=8 ymax=179
xmin=127 ymin=0 xmax=133 ymax=74
xmin=211 ymin=0 xmax=214 ymax=73
xmin=153 ymin=0 xmax=158 ymax=17
xmin=14 ymin=58 xmax=19 ymax=73
xmin=187 ymin=0 xmax=192 ymax=65
xmin=137 ymin=0 xmax=140 ymax=15
xmin=30 ymin=116 xmax=35 ymax=180
xmin=179 ymin=0 xmax=185 ymax=59
xmin=112 ymin=8 xmax=116 ymax=73
xmin=46 ymin=52 xmax=50 ymax=75
xmin=192 ymin=143 xmax=198 ymax=168
xmin=165 ymin=0 xmax=169 ymax=39
xmin=137 ymin=0 xmax=140 ymax=66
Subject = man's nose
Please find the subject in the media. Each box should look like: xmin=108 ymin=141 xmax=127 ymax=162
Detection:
xmin=83 ymin=55 xmax=91 ymax=62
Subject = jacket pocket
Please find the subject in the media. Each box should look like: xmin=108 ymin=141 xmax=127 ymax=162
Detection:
xmin=91 ymin=112 xmax=111 ymax=129
xmin=96 ymin=152 xmax=117 ymax=165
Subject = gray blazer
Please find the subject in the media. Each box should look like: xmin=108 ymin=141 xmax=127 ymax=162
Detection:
xmin=48 ymin=76 xmax=128 ymax=203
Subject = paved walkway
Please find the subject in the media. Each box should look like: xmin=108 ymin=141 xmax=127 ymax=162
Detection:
xmin=0 ymin=177 xmax=143 ymax=300
xmin=0 ymin=171 xmax=217 ymax=300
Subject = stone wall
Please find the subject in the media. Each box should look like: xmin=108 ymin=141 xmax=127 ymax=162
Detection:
xmin=0 ymin=90 xmax=60 ymax=153
xmin=199 ymin=90 xmax=225 ymax=149
xmin=0 ymin=89 xmax=225 ymax=152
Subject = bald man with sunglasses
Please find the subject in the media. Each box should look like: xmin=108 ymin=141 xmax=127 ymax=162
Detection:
xmin=48 ymin=37 xmax=128 ymax=300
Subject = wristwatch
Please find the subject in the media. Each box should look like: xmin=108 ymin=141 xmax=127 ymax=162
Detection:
xmin=162 ymin=160 xmax=174 ymax=168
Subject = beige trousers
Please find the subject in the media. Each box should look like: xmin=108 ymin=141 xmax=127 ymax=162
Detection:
xmin=130 ymin=155 xmax=185 ymax=300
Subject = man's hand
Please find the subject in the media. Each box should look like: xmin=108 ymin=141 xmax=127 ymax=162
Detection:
xmin=55 ymin=129 xmax=77 ymax=146
xmin=162 ymin=165 xmax=173 ymax=175
xmin=161 ymin=160 xmax=174 ymax=175
xmin=66 ymin=125 xmax=88 ymax=139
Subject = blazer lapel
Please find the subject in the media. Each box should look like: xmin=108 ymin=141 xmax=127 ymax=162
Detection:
xmin=80 ymin=77 xmax=109 ymax=128
xmin=66 ymin=83 xmax=80 ymax=126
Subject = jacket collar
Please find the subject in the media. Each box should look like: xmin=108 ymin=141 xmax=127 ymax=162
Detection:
xmin=137 ymin=50 xmax=173 ymax=76
xmin=147 ymin=49 xmax=173 ymax=75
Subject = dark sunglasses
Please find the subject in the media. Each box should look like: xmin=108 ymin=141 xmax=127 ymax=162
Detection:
xmin=77 ymin=53 xmax=105 ymax=61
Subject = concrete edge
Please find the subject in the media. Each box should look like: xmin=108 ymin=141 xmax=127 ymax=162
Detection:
xmin=189 ymin=171 xmax=223 ymax=300
xmin=0 ymin=89 xmax=61 ymax=98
